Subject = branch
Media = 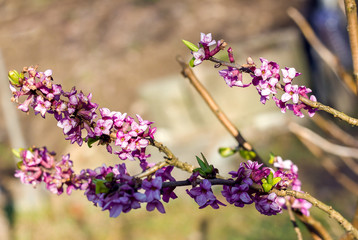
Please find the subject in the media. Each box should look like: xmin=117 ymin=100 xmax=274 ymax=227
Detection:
xmin=161 ymin=177 xmax=358 ymax=239
xmin=311 ymin=113 xmax=358 ymax=148
xmin=176 ymin=56 xmax=264 ymax=163
xmin=294 ymin=211 xmax=333 ymax=240
xmin=287 ymin=7 xmax=356 ymax=95
xmin=275 ymin=83 xmax=358 ymax=126
xmin=344 ymin=0 xmax=358 ymax=88
xmin=149 ymin=139 xmax=195 ymax=174
xmin=270 ymin=188 xmax=358 ymax=239
xmin=286 ymin=197 xmax=303 ymax=240
xmin=288 ymin=122 xmax=358 ymax=159
xmin=289 ymin=122 xmax=358 ymax=196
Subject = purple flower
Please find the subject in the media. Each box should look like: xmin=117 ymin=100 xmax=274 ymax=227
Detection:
xmin=146 ymin=199 xmax=166 ymax=213
xmin=272 ymin=96 xmax=287 ymax=113
xmin=219 ymin=67 xmax=250 ymax=88
xmin=254 ymin=193 xmax=282 ymax=216
xmin=142 ymin=177 xmax=162 ymax=202
xmin=186 ymin=179 xmax=226 ymax=209
xmin=222 ymin=178 xmax=253 ymax=207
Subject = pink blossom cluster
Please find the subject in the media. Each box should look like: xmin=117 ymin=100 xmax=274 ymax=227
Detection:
xmin=14 ymin=147 xmax=79 ymax=195
xmin=9 ymin=67 xmax=156 ymax=169
xmin=273 ymin=156 xmax=312 ymax=216
xmin=189 ymin=33 xmax=318 ymax=118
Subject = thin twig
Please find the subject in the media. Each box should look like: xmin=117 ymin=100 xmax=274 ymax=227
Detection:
xmin=286 ymin=197 xmax=303 ymax=240
xmin=287 ymin=7 xmax=356 ymax=94
xmin=135 ymin=161 xmax=168 ymax=178
xmin=269 ymin=188 xmax=358 ymax=239
xmin=275 ymin=83 xmax=358 ymax=126
xmin=288 ymin=122 xmax=358 ymax=159
xmin=176 ymin=56 xmax=263 ymax=163
xmin=321 ymin=157 xmax=358 ymax=196
xmin=290 ymin=123 xmax=358 ymax=196
xmin=294 ymin=211 xmax=333 ymax=240
xmin=311 ymin=113 xmax=358 ymax=148
xmin=149 ymin=139 xmax=195 ymax=174
xmin=344 ymin=0 xmax=358 ymax=88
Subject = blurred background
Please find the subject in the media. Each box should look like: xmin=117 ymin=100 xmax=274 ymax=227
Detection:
xmin=0 ymin=0 xmax=357 ymax=239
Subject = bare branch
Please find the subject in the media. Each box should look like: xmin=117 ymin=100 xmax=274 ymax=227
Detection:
xmin=176 ymin=56 xmax=263 ymax=163
xmin=344 ymin=0 xmax=358 ymax=88
xmin=287 ymin=7 xmax=356 ymax=94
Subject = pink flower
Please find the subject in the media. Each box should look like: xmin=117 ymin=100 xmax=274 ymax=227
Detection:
xmin=200 ymin=33 xmax=216 ymax=46
xmin=192 ymin=48 xmax=205 ymax=66
xmin=34 ymin=95 xmax=51 ymax=117
xmin=254 ymin=58 xmax=272 ymax=81
xmin=281 ymin=84 xmax=299 ymax=104
xmin=282 ymin=67 xmax=301 ymax=84
xmin=94 ymin=119 xmax=113 ymax=136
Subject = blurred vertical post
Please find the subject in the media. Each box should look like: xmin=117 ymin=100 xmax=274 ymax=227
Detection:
xmin=0 ymin=50 xmax=44 ymax=215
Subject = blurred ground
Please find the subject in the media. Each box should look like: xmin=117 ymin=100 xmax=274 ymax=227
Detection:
xmin=0 ymin=0 xmax=356 ymax=239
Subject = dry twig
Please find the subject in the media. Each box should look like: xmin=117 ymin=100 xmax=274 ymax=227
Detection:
xmin=176 ymin=56 xmax=263 ymax=163
xmin=287 ymin=7 xmax=356 ymax=94
xmin=344 ymin=0 xmax=358 ymax=88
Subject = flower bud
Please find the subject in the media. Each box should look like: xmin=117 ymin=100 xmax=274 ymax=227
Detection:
xmin=218 ymin=147 xmax=236 ymax=157
xmin=8 ymin=70 xmax=22 ymax=85
xmin=182 ymin=39 xmax=199 ymax=52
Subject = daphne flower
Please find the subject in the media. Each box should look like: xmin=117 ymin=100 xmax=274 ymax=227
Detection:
xmin=200 ymin=33 xmax=216 ymax=46
xmin=192 ymin=48 xmax=205 ymax=66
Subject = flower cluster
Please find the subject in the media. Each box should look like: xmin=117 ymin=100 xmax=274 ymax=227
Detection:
xmin=79 ymin=164 xmax=149 ymax=217
xmin=14 ymin=147 xmax=79 ymax=195
xmin=273 ymin=156 xmax=312 ymax=216
xmin=186 ymin=160 xmax=282 ymax=216
xmin=77 ymin=164 xmax=177 ymax=217
xmin=191 ymin=33 xmax=224 ymax=66
xmin=14 ymin=147 xmax=179 ymax=217
xmin=9 ymin=67 xmax=156 ymax=168
xmin=222 ymin=160 xmax=282 ymax=216
xmin=186 ymin=33 xmax=318 ymax=118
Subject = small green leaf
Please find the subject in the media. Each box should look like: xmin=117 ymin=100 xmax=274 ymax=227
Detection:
xmin=87 ymin=136 xmax=100 ymax=148
xmin=193 ymin=168 xmax=206 ymax=177
xmin=16 ymin=161 xmax=23 ymax=169
xmin=218 ymin=147 xmax=236 ymax=157
xmin=182 ymin=40 xmax=199 ymax=52
xmin=196 ymin=155 xmax=207 ymax=170
xmin=267 ymin=172 xmax=273 ymax=184
xmin=189 ymin=57 xmax=195 ymax=67
xmin=204 ymin=165 xmax=214 ymax=174
xmin=201 ymin=153 xmax=209 ymax=165
xmin=94 ymin=179 xmax=109 ymax=194
xmin=239 ymin=149 xmax=257 ymax=160
xmin=272 ymin=177 xmax=281 ymax=186
xmin=262 ymin=183 xmax=273 ymax=192
xmin=105 ymin=172 xmax=114 ymax=182
xmin=12 ymin=148 xmax=22 ymax=159
xmin=268 ymin=152 xmax=275 ymax=164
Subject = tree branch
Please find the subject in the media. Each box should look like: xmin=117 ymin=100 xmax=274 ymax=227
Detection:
xmin=344 ymin=0 xmax=358 ymax=89
xmin=287 ymin=7 xmax=356 ymax=95
xmin=176 ymin=56 xmax=263 ymax=163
